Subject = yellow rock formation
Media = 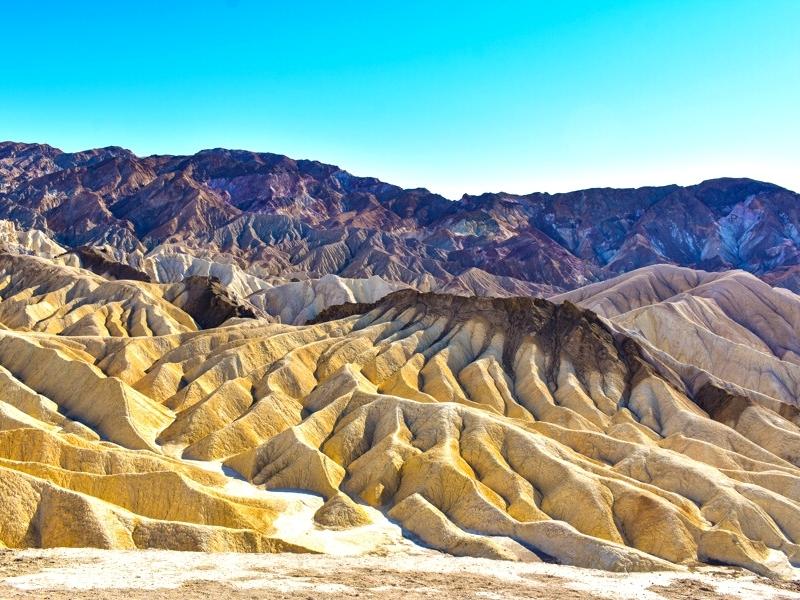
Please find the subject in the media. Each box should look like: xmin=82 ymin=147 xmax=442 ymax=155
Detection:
xmin=0 ymin=256 xmax=799 ymax=578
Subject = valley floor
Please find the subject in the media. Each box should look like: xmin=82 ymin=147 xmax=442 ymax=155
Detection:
xmin=1 ymin=549 xmax=799 ymax=600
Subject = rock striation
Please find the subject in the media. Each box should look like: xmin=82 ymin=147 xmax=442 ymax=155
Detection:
xmin=0 ymin=251 xmax=798 ymax=577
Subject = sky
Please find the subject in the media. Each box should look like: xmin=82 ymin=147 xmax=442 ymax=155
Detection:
xmin=2 ymin=0 xmax=799 ymax=198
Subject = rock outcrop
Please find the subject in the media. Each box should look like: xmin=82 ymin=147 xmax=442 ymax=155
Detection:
xmin=58 ymin=245 xmax=152 ymax=282
xmin=162 ymin=276 xmax=264 ymax=329
xmin=0 ymin=219 xmax=65 ymax=258
xmin=248 ymin=273 xmax=406 ymax=325
xmin=0 ymin=253 xmax=197 ymax=336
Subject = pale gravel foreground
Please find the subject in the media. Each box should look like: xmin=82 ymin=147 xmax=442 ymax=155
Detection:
xmin=1 ymin=549 xmax=799 ymax=600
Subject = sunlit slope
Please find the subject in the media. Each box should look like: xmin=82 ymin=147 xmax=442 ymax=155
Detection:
xmin=1 ymin=279 xmax=799 ymax=577
xmin=0 ymin=219 xmax=66 ymax=258
xmin=0 ymin=253 xmax=197 ymax=336
xmin=555 ymin=264 xmax=800 ymax=407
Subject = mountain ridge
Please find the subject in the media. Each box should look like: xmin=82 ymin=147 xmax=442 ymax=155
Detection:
xmin=4 ymin=139 xmax=793 ymax=199
xmin=2 ymin=140 xmax=799 ymax=295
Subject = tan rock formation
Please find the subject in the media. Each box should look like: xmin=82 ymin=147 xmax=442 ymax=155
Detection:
xmin=555 ymin=264 xmax=800 ymax=407
xmin=0 ymin=220 xmax=65 ymax=258
xmin=0 ymin=257 xmax=799 ymax=578
xmin=0 ymin=253 xmax=197 ymax=336
xmin=313 ymin=493 xmax=373 ymax=529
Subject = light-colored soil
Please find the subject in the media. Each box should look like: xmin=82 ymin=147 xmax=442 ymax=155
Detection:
xmin=1 ymin=549 xmax=799 ymax=600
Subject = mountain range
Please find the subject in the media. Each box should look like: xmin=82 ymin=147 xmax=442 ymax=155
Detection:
xmin=2 ymin=140 xmax=799 ymax=294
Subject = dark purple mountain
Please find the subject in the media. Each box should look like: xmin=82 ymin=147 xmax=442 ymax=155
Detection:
xmin=2 ymin=140 xmax=798 ymax=292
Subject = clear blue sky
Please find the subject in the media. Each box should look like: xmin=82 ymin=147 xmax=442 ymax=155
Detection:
xmin=2 ymin=0 xmax=799 ymax=197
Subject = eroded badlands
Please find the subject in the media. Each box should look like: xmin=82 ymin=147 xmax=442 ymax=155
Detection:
xmin=0 ymin=252 xmax=799 ymax=583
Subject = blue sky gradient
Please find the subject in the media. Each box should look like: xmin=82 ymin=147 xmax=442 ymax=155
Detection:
xmin=2 ymin=0 xmax=799 ymax=197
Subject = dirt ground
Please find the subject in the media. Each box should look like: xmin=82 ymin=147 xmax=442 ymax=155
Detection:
xmin=1 ymin=548 xmax=799 ymax=600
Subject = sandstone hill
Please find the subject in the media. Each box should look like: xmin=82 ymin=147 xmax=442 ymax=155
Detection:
xmin=554 ymin=264 xmax=800 ymax=408
xmin=0 ymin=219 xmax=65 ymax=258
xmin=0 ymin=253 xmax=197 ymax=336
xmin=0 ymin=251 xmax=799 ymax=578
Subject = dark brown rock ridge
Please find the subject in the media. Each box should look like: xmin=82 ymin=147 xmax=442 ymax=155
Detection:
xmin=314 ymin=288 xmax=800 ymax=428
xmin=162 ymin=275 xmax=264 ymax=328
xmin=314 ymin=290 xmax=651 ymax=399
xmin=60 ymin=246 xmax=152 ymax=282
